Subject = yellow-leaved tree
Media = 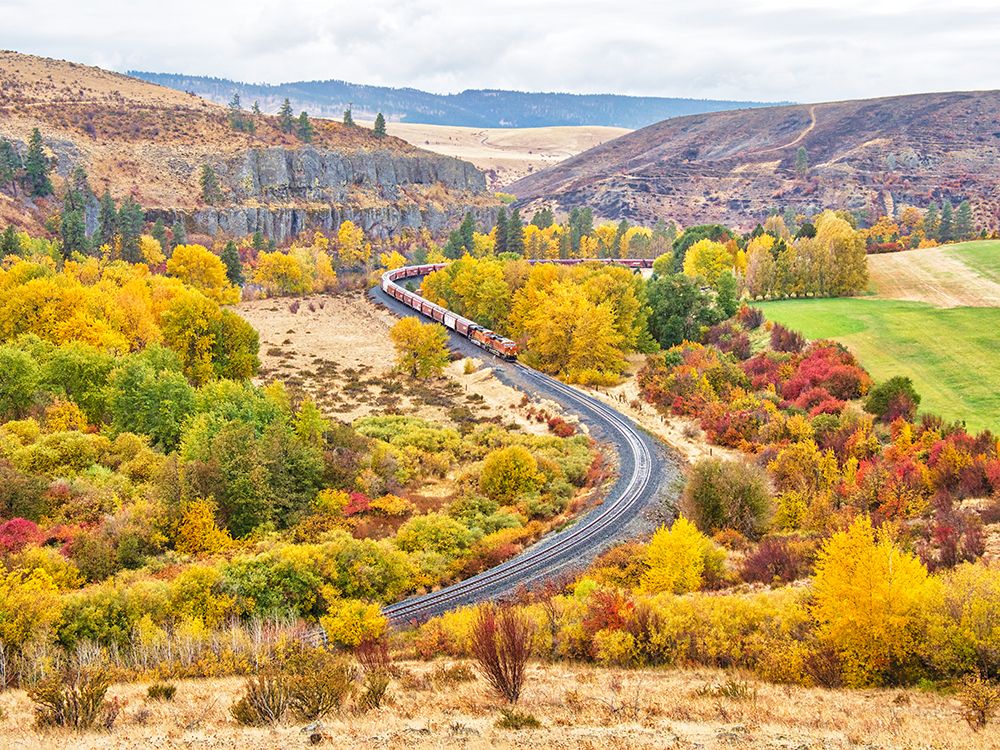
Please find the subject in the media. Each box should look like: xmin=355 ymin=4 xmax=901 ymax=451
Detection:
xmin=389 ymin=317 xmax=450 ymax=379
xmin=379 ymin=250 xmax=408 ymax=270
xmin=479 ymin=445 xmax=543 ymax=503
xmin=336 ymin=220 xmax=371 ymax=267
xmin=811 ymin=515 xmax=937 ymax=686
xmin=320 ymin=598 xmax=388 ymax=648
xmin=683 ymin=238 xmax=733 ymax=286
xmin=641 ymin=517 xmax=725 ymax=594
xmin=166 ymin=244 xmax=238 ymax=303
xmin=175 ymin=498 xmax=233 ymax=556
xmin=0 ymin=565 xmax=61 ymax=652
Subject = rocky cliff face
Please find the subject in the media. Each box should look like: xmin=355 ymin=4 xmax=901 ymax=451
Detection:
xmin=177 ymin=147 xmax=491 ymax=242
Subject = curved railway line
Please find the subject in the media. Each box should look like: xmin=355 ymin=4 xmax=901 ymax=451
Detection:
xmin=372 ymin=259 xmax=677 ymax=626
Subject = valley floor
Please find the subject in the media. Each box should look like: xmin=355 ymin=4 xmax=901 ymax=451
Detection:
xmin=1 ymin=662 xmax=995 ymax=750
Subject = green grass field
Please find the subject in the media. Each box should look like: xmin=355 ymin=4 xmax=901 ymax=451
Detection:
xmin=757 ymin=298 xmax=1000 ymax=432
xmin=941 ymin=239 xmax=1000 ymax=284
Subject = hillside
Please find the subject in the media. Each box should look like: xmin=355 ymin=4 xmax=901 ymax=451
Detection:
xmin=128 ymin=70 xmax=782 ymax=129
xmin=510 ymin=91 xmax=1000 ymax=230
xmin=357 ymin=121 xmax=631 ymax=189
xmin=0 ymin=51 xmax=495 ymax=242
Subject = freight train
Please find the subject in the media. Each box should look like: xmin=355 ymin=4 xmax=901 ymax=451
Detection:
xmin=380 ymin=258 xmax=655 ymax=360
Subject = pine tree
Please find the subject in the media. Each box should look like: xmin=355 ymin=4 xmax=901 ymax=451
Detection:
xmin=0 ymin=138 xmax=20 ymax=196
xmin=954 ymin=199 xmax=974 ymax=241
xmin=221 ymin=240 xmax=244 ymax=285
xmin=459 ymin=212 xmax=476 ymax=254
xmin=252 ymin=101 xmax=262 ymax=117
xmin=343 ymin=107 xmax=355 ymax=127
xmin=613 ymin=218 xmax=629 ymax=258
xmin=923 ymin=202 xmax=939 ymax=241
xmin=531 ymin=207 xmax=554 ymax=229
xmin=251 ymin=230 xmax=265 ymax=251
xmin=373 ymin=112 xmax=387 ymax=139
xmin=151 ymin=218 xmax=168 ymax=250
xmin=938 ymin=200 xmax=954 ymax=242
xmin=494 ymin=207 xmax=509 ymax=254
xmin=200 ymin=164 xmax=223 ymax=204
xmin=24 ymin=128 xmax=52 ymax=197
xmin=794 ymin=146 xmax=809 ymax=177
xmin=507 ymin=208 xmax=525 ymax=256
xmin=227 ymin=93 xmax=244 ymax=130
xmin=278 ymin=98 xmax=295 ymax=133
xmin=118 ymin=196 xmax=145 ymax=263
xmin=60 ymin=167 xmax=91 ymax=258
xmin=171 ymin=220 xmax=187 ymax=249
xmin=0 ymin=224 xmax=19 ymax=256
xmin=297 ymin=112 xmax=313 ymax=143
xmin=97 ymin=189 xmax=117 ymax=247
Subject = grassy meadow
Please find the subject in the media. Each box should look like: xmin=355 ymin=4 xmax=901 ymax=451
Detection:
xmin=942 ymin=239 xmax=1000 ymax=284
xmin=758 ymin=298 xmax=1000 ymax=432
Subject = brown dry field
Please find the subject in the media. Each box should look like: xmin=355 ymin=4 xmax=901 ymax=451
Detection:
xmin=2 ymin=661 xmax=996 ymax=750
xmin=236 ymin=290 xmax=569 ymax=434
xmin=867 ymin=246 xmax=1000 ymax=307
xmin=358 ymin=120 xmax=631 ymax=189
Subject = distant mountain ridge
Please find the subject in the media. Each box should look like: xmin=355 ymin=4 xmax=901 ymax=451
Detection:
xmin=127 ymin=71 xmax=784 ymax=129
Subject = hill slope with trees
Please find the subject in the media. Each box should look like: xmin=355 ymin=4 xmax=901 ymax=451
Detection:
xmin=511 ymin=91 xmax=1000 ymax=231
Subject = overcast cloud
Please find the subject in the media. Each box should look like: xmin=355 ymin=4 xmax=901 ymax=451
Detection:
xmin=1 ymin=0 xmax=997 ymax=102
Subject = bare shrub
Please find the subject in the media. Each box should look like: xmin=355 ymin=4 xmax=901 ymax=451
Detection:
xmin=471 ymin=604 xmax=534 ymax=704
xmin=960 ymin=674 xmax=999 ymax=731
xmin=28 ymin=666 xmax=117 ymax=730
xmin=230 ymin=670 xmax=291 ymax=726
xmin=355 ymin=639 xmax=392 ymax=711
xmin=289 ymin=300 xmax=300 ymax=314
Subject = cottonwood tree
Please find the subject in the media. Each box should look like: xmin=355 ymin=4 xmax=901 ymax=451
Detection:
xmin=389 ymin=317 xmax=449 ymax=379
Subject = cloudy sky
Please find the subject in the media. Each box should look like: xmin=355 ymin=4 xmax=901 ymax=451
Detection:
xmin=2 ymin=0 xmax=998 ymax=102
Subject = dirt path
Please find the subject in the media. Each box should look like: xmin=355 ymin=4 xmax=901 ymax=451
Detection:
xmin=868 ymin=246 xmax=1000 ymax=307
xmin=757 ymin=104 xmax=818 ymax=154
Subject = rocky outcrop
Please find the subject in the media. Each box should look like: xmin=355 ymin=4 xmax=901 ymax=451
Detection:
xmin=177 ymin=147 xmax=492 ymax=242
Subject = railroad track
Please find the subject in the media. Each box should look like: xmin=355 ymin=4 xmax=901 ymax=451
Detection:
xmin=382 ymin=361 xmax=658 ymax=625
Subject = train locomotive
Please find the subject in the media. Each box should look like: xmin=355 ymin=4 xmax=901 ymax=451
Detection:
xmin=380 ymin=257 xmax=654 ymax=361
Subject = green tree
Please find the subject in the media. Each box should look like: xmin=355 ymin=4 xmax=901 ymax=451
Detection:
xmin=343 ymin=107 xmax=355 ymax=127
xmin=59 ymin=166 xmax=92 ymax=259
xmin=278 ymin=98 xmax=295 ymax=133
xmin=923 ymin=202 xmax=939 ymax=240
xmin=24 ymin=128 xmax=53 ymax=197
xmin=200 ymin=164 xmax=223 ymax=205
xmin=506 ymin=208 xmax=525 ymax=256
xmin=0 ymin=224 xmax=19 ymax=256
xmin=568 ymin=206 xmax=593 ymax=253
xmin=939 ymin=200 xmax=954 ymax=242
xmin=227 ymin=92 xmax=245 ymax=131
xmin=531 ymin=207 xmax=554 ymax=229
xmin=171 ymin=220 xmax=187 ymax=248
xmin=0 ymin=345 xmax=39 ymax=419
xmin=681 ymin=458 xmax=773 ymax=539
xmin=954 ymin=200 xmax=974 ymax=241
xmin=221 ymin=240 xmax=245 ymax=285
xmin=646 ymin=273 xmax=722 ymax=347
xmin=118 ymin=196 xmax=145 ymax=263
xmin=108 ymin=354 xmax=195 ymax=451
xmin=794 ymin=146 xmax=809 ymax=176
xmin=151 ymin=218 xmax=168 ymax=250
xmin=0 ymin=138 xmax=20 ymax=195
xmin=97 ymin=189 xmax=117 ymax=247
xmin=864 ymin=376 xmax=921 ymax=423
xmin=494 ymin=207 xmax=509 ymax=254
xmin=297 ymin=112 xmax=313 ymax=143
xmin=715 ymin=270 xmax=739 ymax=318
xmin=373 ymin=112 xmax=387 ymax=139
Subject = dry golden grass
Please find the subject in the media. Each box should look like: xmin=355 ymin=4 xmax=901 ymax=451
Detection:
xmin=0 ymin=51 xmax=423 ymax=209
xmin=359 ymin=120 xmax=630 ymax=189
xmin=236 ymin=289 xmax=569 ymax=433
xmin=1 ymin=661 xmax=995 ymax=749
xmin=867 ymin=245 xmax=1000 ymax=307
